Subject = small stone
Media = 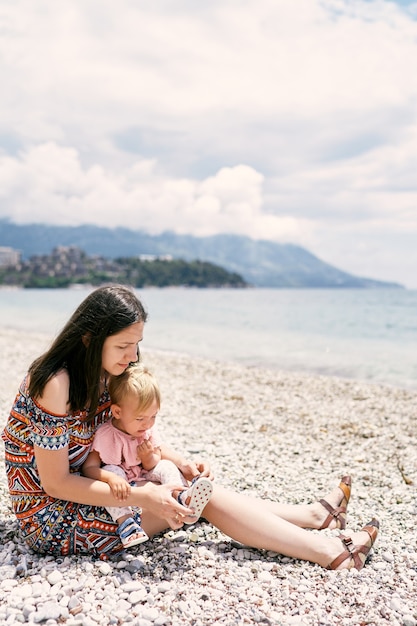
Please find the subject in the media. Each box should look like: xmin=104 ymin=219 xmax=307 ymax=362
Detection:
xmin=15 ymin=556 xmax=28 ymax=577
xmin=68 ymin=596 xmax=83 ymax=615
xmin=390 ymin=598 xmax=404 ymax=613
xmin=305 ymin=592 xmax=317 ymax=603
xmin=32 ymin=601 xmax=62 ymax=623
xmin=170 ymin=530 xmax=188 ymax=542
xmin=122 ymin=581 xmax=145 ymax=592
xmin=0 ymin=567 xmax=17 ymax=581
xmin=129 ymin=589 xmax=148 ymax=604
xmin=22 ymin=604 xmax=36 ymax=619
xmin=141 ymin=608 xmax=160 ymax=621
xmin=14 ymin=583 xmax=33 ymax=599
xmin=98 ymin=562 xmax=112 ymax=576
xmin=46 ymin=569 xmax=64 ymax=585
xmin=373 ymin=561 xmax=387 ymax=571
xmin=125 ymin=559 xmax=145 ymax=574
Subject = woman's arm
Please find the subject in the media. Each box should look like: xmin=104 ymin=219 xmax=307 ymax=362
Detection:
xmin=36 ymin=445 xmax=139 ymax=506
xmin=35 ymin=444 xmax=194 ymax=526
xmin=35 ymin=371 xmax=124 ymax=506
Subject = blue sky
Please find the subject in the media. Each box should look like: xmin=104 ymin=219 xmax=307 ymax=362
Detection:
xmin=0 ymin=0 xmax=417 ymax=287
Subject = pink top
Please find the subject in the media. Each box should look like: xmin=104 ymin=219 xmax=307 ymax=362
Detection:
xmin=90 ymin=420 xmax=162 ymax=483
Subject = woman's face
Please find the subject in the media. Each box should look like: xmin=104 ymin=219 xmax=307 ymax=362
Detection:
xmin=101 ymin=321 xmax=144 ymax=376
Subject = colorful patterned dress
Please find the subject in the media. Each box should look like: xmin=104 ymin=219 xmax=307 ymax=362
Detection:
xmin=2 ymin=375 xmax=125 ymax=560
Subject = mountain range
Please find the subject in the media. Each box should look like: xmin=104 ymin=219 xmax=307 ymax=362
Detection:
xmin=0 ymin=220 xmax=403 ymax=288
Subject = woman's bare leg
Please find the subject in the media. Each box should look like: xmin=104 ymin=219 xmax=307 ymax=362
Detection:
xmin=141 ymin=510 xmax=171 ymax=537
xmin=248 ymin=482 xmax=347 ymax=529
xmin=140 ymin=484 xmax=374 ymax=570
xmin=200 ymin=485 xmax=365 ymax=568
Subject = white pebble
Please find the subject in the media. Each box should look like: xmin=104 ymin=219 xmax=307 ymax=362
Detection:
xmin=98 ymin=562 xmax=112 ymax=576
xmin=46 ymin=570 xmax=64 ymax=585
xmin=129 ymin=589 xmax=148 ymax=604
xmin=373 ymin=561 xmax=387 ymax=571
xmin=13 ymin=583 xmax=33 ymax=599
xmin=157 ymin=581 xmax=171 ymax=593
xmin=142 ymin=608 xmax=161 ymax=620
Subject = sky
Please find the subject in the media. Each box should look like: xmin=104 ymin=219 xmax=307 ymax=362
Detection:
xmin=1 ymin=1 xmax=417 ymax=288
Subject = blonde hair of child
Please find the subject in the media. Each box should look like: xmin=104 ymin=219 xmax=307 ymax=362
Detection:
xmin=108 ymin=364 xmax=161 ymax=412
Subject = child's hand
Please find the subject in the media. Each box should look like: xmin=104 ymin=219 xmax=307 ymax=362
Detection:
xmin=179 ymin=458 xmax=214 ymax=482
xmin=137 ymin=439 xmax=155 ymax=460
xmin=107 ymin=474 xmax=131 ymax=501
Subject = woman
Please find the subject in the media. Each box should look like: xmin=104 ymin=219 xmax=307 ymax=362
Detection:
xmin=2 ymin=284 xmax=378 ymax=568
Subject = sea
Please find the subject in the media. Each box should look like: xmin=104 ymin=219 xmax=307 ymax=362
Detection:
xmin=1 ymin=287 xmax=416 ymax=391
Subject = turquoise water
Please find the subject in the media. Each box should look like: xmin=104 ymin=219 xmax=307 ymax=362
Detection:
xmin=1 ymin=287 xmax=416 ymax=390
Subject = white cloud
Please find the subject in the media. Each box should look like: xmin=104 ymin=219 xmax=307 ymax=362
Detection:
xmin=0 ymin=0 xmax=417 ymax=286
xmin=0 ymin=143 xmax=305 ymax=241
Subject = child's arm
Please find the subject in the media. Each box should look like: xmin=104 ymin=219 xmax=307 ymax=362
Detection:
xmin=160 ymin=443 xmax=214 ymax=482
xmin=82 ymin=450 xmax=131 ymax=501
xmin=137 ymin=439 xmax=162 ymax=470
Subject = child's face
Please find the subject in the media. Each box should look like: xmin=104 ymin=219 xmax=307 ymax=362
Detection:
xmin=112 ymin=395 xmax=159 ymax=437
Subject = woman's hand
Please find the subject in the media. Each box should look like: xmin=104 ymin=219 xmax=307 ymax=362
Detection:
xmin=134 ymin=482 xmax=197 ymax=529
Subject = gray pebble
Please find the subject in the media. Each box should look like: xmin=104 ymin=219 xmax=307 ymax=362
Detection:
xmin=125 ymin=559 xmax=145 ymax=574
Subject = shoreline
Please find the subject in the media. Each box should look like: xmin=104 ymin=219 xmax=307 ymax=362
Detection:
xmin=1 ymin=329 xmax=417 ymax=625
xmin=1 ymin=287 xmax=416 ymax=394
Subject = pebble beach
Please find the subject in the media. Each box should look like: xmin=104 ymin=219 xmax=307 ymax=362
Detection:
xmin=0 ymin=328 xmax=416 ymax=626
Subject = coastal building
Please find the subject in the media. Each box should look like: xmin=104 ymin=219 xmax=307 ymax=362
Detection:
xmin=0 ymin=246 xmax=21 ymax=267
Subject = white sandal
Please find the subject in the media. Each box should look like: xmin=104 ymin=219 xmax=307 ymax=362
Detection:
xmin=117 ymin=516 xmax=149 ymax=548
xmin=178 ymin=476 xmax=213 ymax=524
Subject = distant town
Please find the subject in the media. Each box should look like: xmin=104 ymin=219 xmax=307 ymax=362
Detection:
xmin=0 ymin=245 xmax=247 ymax=289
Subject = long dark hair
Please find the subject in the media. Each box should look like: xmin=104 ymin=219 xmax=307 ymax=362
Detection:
xmin=28 ymin=284 xmax=148 ymax=417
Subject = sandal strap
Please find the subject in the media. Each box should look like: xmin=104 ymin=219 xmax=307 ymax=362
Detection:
xmin=177 ymin=489 xmax=187 ymax=506
xmin=327 ymin=535 xmax=356 ymax=570
xmin=339 ymin=481 xmax=351 ymax=502
xmin=178 ymin=475 xmax=202 ymax=505
xmin=318 ymin=476 xmax=351 ymax=530
xmin=118 ymin=517 xmax=142 ymax=539
xmin=319 ymin=499 xmax=346 ymax=529
xmin=362 ymin=522 xmax=379 ymax=546
xmin=327 ymin=518 xmax=379 ymax=571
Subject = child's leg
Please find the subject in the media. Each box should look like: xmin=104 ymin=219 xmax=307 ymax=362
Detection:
xmin=102 ymin=464 xmax=149 ymax=547
xmin=102 ymin=464 xmax=134 ymax=523
xmin=143 ymin=459 xmax=188 ymax=487
xmin=117 ymin=516 xmax=148 ymax=548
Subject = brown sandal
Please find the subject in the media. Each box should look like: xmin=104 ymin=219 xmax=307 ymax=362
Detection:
xmin=327 ymin=518 xmax=380 ymax=570
xmin=319 ymin=475 xmax=352 ymax=530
